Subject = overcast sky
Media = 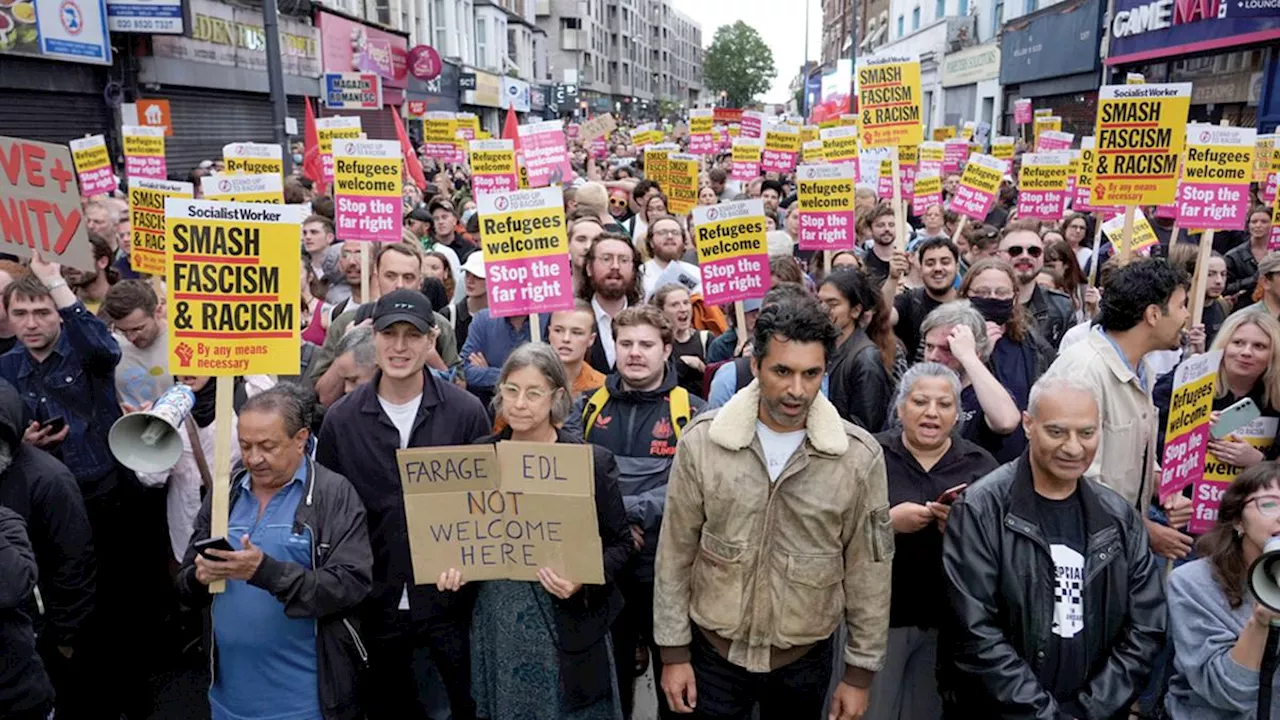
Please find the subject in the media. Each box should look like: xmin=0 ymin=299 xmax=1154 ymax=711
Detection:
xmin=673 ymin=0 xmax=824 ymax=105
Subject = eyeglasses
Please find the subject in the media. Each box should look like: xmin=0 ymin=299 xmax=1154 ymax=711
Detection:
xmin=652 ymin=228 xmax=682 ymax=238
xmin=595 ymin=253 xmax=634 ymax=267
xmin=609 ymin=198 xmax=628 ymax=207
xmin=968 ymin=287 xmax=1016 ymax=300
xmin=1004 ymin=245 xmax=1043 ymax=258
xmin=1250 ymin=497 xmax=1280 ymax=517
xmin=498 ymin=384 xmax=552 ymax=403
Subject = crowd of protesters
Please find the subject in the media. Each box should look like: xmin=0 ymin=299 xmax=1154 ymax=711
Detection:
xmin=2 ymin=119 xmax=1280 ymax=720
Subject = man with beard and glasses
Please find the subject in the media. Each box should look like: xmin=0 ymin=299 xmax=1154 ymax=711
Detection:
xmin=578 ymin=233 xmax=643 ymax=374
xmin=62 ymin=234 xmax=117 ymax=316
xmin=891 ymin=237 xmax=960 ymax=364
xmin=999 ymin=221 xmax=1073 ymax=348
xmin=655 ymin=296 xmax=892 ymax=720
xmin=641 ymin=216 xmax=701 ymax=300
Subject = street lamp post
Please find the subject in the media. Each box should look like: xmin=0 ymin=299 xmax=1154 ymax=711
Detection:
xmin=262 ymin=0 xmax=291 ymax=175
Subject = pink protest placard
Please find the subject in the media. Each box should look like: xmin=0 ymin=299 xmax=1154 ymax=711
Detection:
xmin=1177 ymin=125 xmax=1257 ymax=231
xmin=948 ymin=154 xmax=1006 ymax=222
xmin=69 ymin=135 xmax=117 ymax=197
xmin=477 ymin=187 xmax=575 ymax=318
xmin=1014 ymin=99 xmax=1032 ymax=125
xmin=942 ymin=140 xmax=969 ymax=175
xmin=1016 ymin=152 xmax=1071 ymax=221
xmin=691 ymin=200 xmax=770 ymax=306
xmin=469 ymin=139 xmax=519 ymax=197
xmin=740 ymin=111 xmax=765 ymax=140
xmin=1190 ymin=415 xmax=1279 ymax=534
xmin=1158 ymin=351 xmax=1220 ymax=504
xmin=1037 ymin=130 xmax=1074 ymax=152
xmin=688 ymin=109 xmax=715 ymax=155
xmin=796 ymin=163 xmax=856 ymax=252
xmin=912 ymin=171 xmax=942 ymax=217
xmin=332 ymin=139 xmax=402 ymax=242
xmin=123 ymin=126 xmax=166 ymax=181
xmin=761 ymin=124 xmax=800 ymax=174
xmin=731 ymin=138 xmax=763 ymax=182
xmin=517 ymin=120 xmax=573 ymax=188
xmin=590 ymin=137 xmax=608 ymax=159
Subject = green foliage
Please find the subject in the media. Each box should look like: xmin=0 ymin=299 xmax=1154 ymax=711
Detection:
xmin=702 ymin=21 xmax=777 ymax=109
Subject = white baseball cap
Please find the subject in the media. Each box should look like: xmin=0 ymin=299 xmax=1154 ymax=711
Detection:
xmin=462 ymin=253 xmax=486 ymax=278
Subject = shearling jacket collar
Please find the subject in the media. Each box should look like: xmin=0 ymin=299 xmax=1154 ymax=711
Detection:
xmin=707 ymin=379 xmax=850 ymax=457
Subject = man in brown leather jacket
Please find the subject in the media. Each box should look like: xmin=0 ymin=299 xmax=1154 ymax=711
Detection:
xmin=653 ymin=296 xmax=893 ymax=720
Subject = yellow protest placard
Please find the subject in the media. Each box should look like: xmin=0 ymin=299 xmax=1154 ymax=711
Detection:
xmin=820 ymin=126 xmax=859 ymax=164
xmin=1093 ymin=83 xmax=1192 ymax=206
xmin=476 ymin=186 xmax=574 ymax=316
xmin=932 ymin=126 xmax=956 ymax=141
xmin=800 ymin=125 xmax=819 ymax=144
xmin=69 ymin=134 xmax=117 ymax=196
xmin=840 ymin=113 xmax=858 ymax=128
xmin=423 ymin=112 xmax=460 ymax=160
xmin=1032 ymin=116 xmax=1061 ymax=150
xmin=317 ymin=116 xmax=362 ymax=182
xmin=201 ymin=173 xmax=285 ymax=204
xmin=801 ymin=140 xmax=826 ymax=164
xmin=690 ymin=199 xmax=770 ymax=306
xmin=919 ymin=141 xmax=945 ymax=166
xmin=644 ymin=144 xmax=677 ymax=188
xmin=1102 ymin=207 xmax=1160 ymax=252
xmin=128 ymin=178 xmax=192 ymax=275
xmin=123 ymin=125 xmax=166 ymax=180
xmin=1034 ymin=108 xmax=1053 ymax=118
xmin=763 ymin=123 xmax=801 ymax=172
xmin=1254 ymin=135 xmax=1275 ymax=184
xmin=665 ymin=154 xmax=699 ymax=215
xmin=991 ymin=135 xmax=1015 ymax=160
xmin=857 ymin=54 xmax=923 ymax=148
xmin=164 ymin=199 xmax=302 ymax=375
xmin=960 ymin=122 xmax=975 ymax=140
xmin=222 ymin=143 xmax=284 ymax=176
xmin=1158 ymin=350 xmax=1219 ymax=504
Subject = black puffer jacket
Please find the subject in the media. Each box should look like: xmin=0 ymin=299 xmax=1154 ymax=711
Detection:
xmin=827 ymin=329 xmax=892 ymax=433
xmin=0 ymin=506 xmax=53 ymax=715
xmin=940 ymin=455 xmax=1165 ymax=720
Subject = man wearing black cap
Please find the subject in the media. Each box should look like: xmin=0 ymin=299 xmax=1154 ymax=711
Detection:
xmin=317 ymin=289 xmax=491 ymax=720
xmin=405 ymin=203 xmax=463 ymax=304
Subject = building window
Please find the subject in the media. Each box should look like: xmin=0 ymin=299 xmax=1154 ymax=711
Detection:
xmin=897 ymin=14 xmax=904 ymax=36
xmin=992 ymin=0 xmax=1003 ymax=34
xmin=936 ymin=0 xmax=945 ymax=18
xmin=1023 ymin=0 xmax=1036 ymax=14
xmin=959 ymin=0 xmax=968 ymax=13
xmin=476 ymin=16 xmax=487 ymax=65
xmin=912 ymin=6 xmax=920 ymax=29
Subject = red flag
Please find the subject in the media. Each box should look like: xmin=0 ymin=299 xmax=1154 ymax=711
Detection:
xmin=302 ymin=98 xmax=326 ymax=195
xmin=502 ymin=105 xmax=521 ymax=151
xmin=394 ymin=110 xmax=427 ymax=190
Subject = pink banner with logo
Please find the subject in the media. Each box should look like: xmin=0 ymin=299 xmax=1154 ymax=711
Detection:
xmin=517 ymin=121 xmax=573 ymax=188
xmin=691 ymin=200 xmax=770 ymax=306
xmin=1014 ymin=99 xmax=1032 ymax=125
xmin=590 ymin=137 xmax=607 ymax=159
xmin=948 ymin=154 xmax=1006 ymax=222
xmin=1177 ymin=126 xmax=1257 ymax=231
xmin=333 ymin=139 xmax=402 ymax=242
xmin=942 ymin=141 xmax=969 ymax=175
xmin=477 ymin=187 xmax=574 ymax=318
xmin=796 ymin=163 xmax=856 ymax=252
xmin=740 ymin=112 xmax=764 ymax=140
xmin=1037 ymin=131 xmax=1074 ymax=152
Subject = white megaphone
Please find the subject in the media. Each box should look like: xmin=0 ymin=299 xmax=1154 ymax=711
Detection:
xmin=108 ymin=384 xmax=196 ymax=474
xmin=1249 ymin=536 xmax=1280 ymax=613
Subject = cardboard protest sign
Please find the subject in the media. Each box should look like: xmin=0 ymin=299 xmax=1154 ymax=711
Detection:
xmin=691 ymin=199 xmax=769 ymax=306
xmin=1032 ymin=116 xmax=1061 ymax=150
xmin=912 ymin=171 xmax=942 ymax=217
xmin=1177 ymin=126 xmax=1255 ymax=231
xmin=1014 ymin=99 xmax=1032 ymax=125
xmin=762 ymin=123 xmax=800 ymax=173
xmin=70 ymin=135 xmax=117 ymax=197
xmin=470 ymin=140 xmax=519 ymax=197
xmin=1102 ymin=208 xmax=1159 ymax=254
xmin=518 ymin=121 xmax=573 ymax=188
xmin=942 ymin=140 xmax=969 ymax=175
xmin=128 ymin=178 xmax=192 ymax=275
xmin=731 ymin=138 xmax=763 ymax=182
xmin=990 ymin=136 xmax=1015 ymax=160
xmin=1159 ymin=350 xmax=1220 ymax=503
xmin=819 ymin=127 xmax=859 ymax=166
xmin=948 ymin=153 xmax=1006 ymax=222
xmin=0 ymin=136 xmax=94 ymax=271
xmin=665 ymin=154 xmax=699 ymax=215
xmin=332 ymin=140 xmax=402 ymax=243
xmin=398 ymin=442 xmax=604 ymax=585
xmin=222 ymin=143 xmax=284 ymax=177
xmin=1193 ymin=415 xmax=1279 ymax=534
xmin=1016 ymin=152 xmax=1072 ymax=221
xmin=423 ymin=112 xmax=460 ymax=161
xmin=801 ymin=141 xmax=825 ymax=164
xmin=201 ymin=174 xmax=284 ymax=204
xmin=1037 ymin=130 xmax=1074 ymax=152
xmin=740 ymin=111 xmax=765 ymax=140
xmin=796 ymin=163 xmax=855 ymax=252
xmin=1093 ymin=83 xmax=1192 ymax=206
xmin=316 ymin=117 xmax=362 ymax=185
xmin=164 ymin=199 xmax=302 ymax=374
xmin=856 ymin=54 xmax=923 ymax=148
xmin=579 ymin=113 xmax=616 ymax=143
xmin=123 ymin=125 xmax=166 ymax=180
xmin=688 ymin=109 xmax=715 ymax=155
xmin=932 ymin=126 xmax=956 ymax=141
xmin=477 ymin=186 xmax=574 ymax=318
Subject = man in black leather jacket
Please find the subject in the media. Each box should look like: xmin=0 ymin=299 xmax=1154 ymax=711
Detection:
xmin=1000 ymin=221 xmax=1075 ymax=348
xmin=940 ymin=375 xmax=1165 ymax=720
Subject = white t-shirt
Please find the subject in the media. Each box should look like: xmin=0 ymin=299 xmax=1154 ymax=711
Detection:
xmin=756 ymin=421 xmax=806 ymax=483
xmin=378 ymin=394 xmax=422 ymax=449
xmin=114 ymin=332 xmax=170 ymax=407
xmin=642 ymin=259 xmax=702 ymax=300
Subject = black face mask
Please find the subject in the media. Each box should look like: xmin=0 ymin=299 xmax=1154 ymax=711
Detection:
xmin=970 ymin=296 xmax=1015 ymax=326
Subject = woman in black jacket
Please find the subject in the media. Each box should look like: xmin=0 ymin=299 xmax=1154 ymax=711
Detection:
xmin=438 ymin=342 xmax=633 ymax=720
xmin=867 ymin=362 xmax=997 ymax=720
xmin=819 ymin=268 xmax=894 ymax=432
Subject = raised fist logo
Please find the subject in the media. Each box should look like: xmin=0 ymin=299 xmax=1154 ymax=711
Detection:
xmin=175 ymin=342 xmax=194 ymax=368
xmin=1095 ymin=183 xmax=1107 ymax=201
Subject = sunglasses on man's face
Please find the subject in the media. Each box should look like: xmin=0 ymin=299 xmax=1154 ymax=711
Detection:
xmin=1005 ymin=245 xmax=1043 ymax=258
xmin=609 ymin=198 xmax=628 ymax=207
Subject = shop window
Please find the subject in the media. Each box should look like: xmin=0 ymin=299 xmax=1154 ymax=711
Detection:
xmin=912 ymin=7 xmax=920 ymax=29
xmin=897 ymin=14 xmax=904 ymax=36
xmin=936 ymin=0 xmax=945 ymax=18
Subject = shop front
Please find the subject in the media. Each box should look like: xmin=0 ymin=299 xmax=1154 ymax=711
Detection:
xmin=142 ymin=0 xmax=320 ymax=170
xmin=314 ymin=9 xmax=409 ymax=141
xmin=1105 ymin=1 xmax=1280 ymax=130
xmin=462 ymin=69 xmax=503 ymax=134
xmin=406 ymin=59 xmax=461 ymax=113
xmin=999 ymin=0 xmax=1105 ymax=137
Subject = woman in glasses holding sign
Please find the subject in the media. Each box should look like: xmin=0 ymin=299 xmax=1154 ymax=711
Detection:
xmin=438 ymin=343 xmax=633 ymax=720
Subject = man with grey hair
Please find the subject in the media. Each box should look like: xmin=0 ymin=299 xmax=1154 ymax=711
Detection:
xmin=330 ymin=325 xmax=377 ymax=402
xmin=920 ymin=301 xmax=1021 ymax=460
xmin=940 ymin=375 xmax=1164 ymax=720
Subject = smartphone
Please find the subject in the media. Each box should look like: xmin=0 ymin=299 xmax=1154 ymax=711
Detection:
xmin=193 ymin=536 xmax=235 ymax=561
xmin=936 ymin=483 xmax=968 ymax=506
xmin=1211 ymin=397 xmax=1260 ymax=440
xmin=39 ymin=416 xmax=66 ymax=434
